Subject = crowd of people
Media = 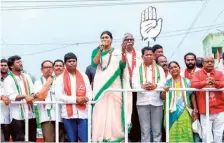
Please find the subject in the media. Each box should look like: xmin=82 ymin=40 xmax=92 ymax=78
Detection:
xmin=1 ymin=31 xmax=224 ymax=143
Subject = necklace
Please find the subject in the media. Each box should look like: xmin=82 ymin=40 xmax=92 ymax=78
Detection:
xmin=100 ymin=48 xmax=114 ymax=71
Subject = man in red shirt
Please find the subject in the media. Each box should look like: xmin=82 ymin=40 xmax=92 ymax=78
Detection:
xmin=191 ymin=56 xmax=224 ymax=143
xmin=181 ymin=52 xmax=200 ymax=79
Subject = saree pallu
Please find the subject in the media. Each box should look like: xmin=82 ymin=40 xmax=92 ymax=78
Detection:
xmin=91 ymin=48 xmax=132 ymax=142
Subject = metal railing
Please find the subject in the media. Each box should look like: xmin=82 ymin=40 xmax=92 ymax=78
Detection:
xmin=92 ymin=88 xmax=224 ymax=143
xmin=1 ymin=88 xmax=224 ymax=143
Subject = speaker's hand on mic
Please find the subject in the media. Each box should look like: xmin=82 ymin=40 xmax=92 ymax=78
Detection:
xmin=99 ymin=42 xmax=105 ymax=52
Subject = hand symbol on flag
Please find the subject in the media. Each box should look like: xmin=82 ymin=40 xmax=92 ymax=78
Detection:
xmin=140 ymin=6 xmax=163 ymax=42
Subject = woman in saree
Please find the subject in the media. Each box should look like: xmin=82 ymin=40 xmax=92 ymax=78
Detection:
xmin=161 ymin=61 xmax=198 ymax=142
xmin=91 ymin=31 xmax=132 ymax=142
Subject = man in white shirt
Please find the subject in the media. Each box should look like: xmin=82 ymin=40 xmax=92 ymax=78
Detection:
xmin=0 ymin=59 xmax=11 ymax=142
xmin=53 ymin=59 xmax=65 ymax=77
xmin=122 ymin=33 xmax=141 ymax=142
xmin=52 ymin=59 xmax=66 ymax=141
xmin=3 ymin=55 xmax=36 ymax=142
xmin=1 ymin=59 xmax=9 ymax=82
xmin=34 ymin=60 xmax=64 ymax=142
xmin=132 ymin=47 xmax=166 ymax=142
xmin=0 ymin=81 xmax=11 ymax=142
xmin=55 ymin=53 xmax=92 ymax=142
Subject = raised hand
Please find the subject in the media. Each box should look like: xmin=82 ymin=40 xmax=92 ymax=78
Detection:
xmin=99 ymin=41 xmax=106 ymax=52
xmin=121 ymin=41 xmax=127 ymax=53
xmin=46 ymin=76 xmax=53 ymax=84
xmin=140 ymin=6 xmax=163 ymax=41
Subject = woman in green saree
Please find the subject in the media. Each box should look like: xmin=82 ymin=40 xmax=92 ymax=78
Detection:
xmin=91 ymin=31 xmax=132 ymax=142
xmin=161 ymin=61 xmax=198 ymax=142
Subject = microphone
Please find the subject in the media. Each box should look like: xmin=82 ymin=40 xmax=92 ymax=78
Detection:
xmin=99 ymin=44 xmax=104 ymax=52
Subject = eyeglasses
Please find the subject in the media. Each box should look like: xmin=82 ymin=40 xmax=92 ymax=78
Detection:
xmin=124 ymin=39 xmax=134 ymax=42
xmin=101 ymin=36 xmax=110 ymax=40
xmin=204 ymin=60 xmax=214 ymax=64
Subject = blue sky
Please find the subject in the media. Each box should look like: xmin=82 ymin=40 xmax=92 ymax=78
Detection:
xmin=1 ymin=0 xmax=224 ymax=78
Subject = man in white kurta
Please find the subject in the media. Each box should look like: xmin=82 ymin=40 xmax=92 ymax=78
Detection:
xmin=34 ymin=60 xmax=65 ymax=142
xmin=3 ymin=55 xmax=36 ymax=142
xmin=0 ymin=81 xmax=10 ymax=142
xmin=55 ymin=53 xmax=92 ymax=142
xmin=132 ymin=47 xmax=166 ymax=142
xmin=0 ymin=59 xmax=11 ymax=142
xmin=122 ymin=33 xmax=142 ymax=142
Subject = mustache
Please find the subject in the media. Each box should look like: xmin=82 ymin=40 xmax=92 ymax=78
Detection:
xmin=162 ymin=64 xmax=168 ymax=67
xmin=55 ymin=68 xmax=62 ymax=70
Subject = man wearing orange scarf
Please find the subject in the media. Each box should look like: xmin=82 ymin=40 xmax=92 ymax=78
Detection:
xmin=54 ymin=53 xmax=92 ymax=142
